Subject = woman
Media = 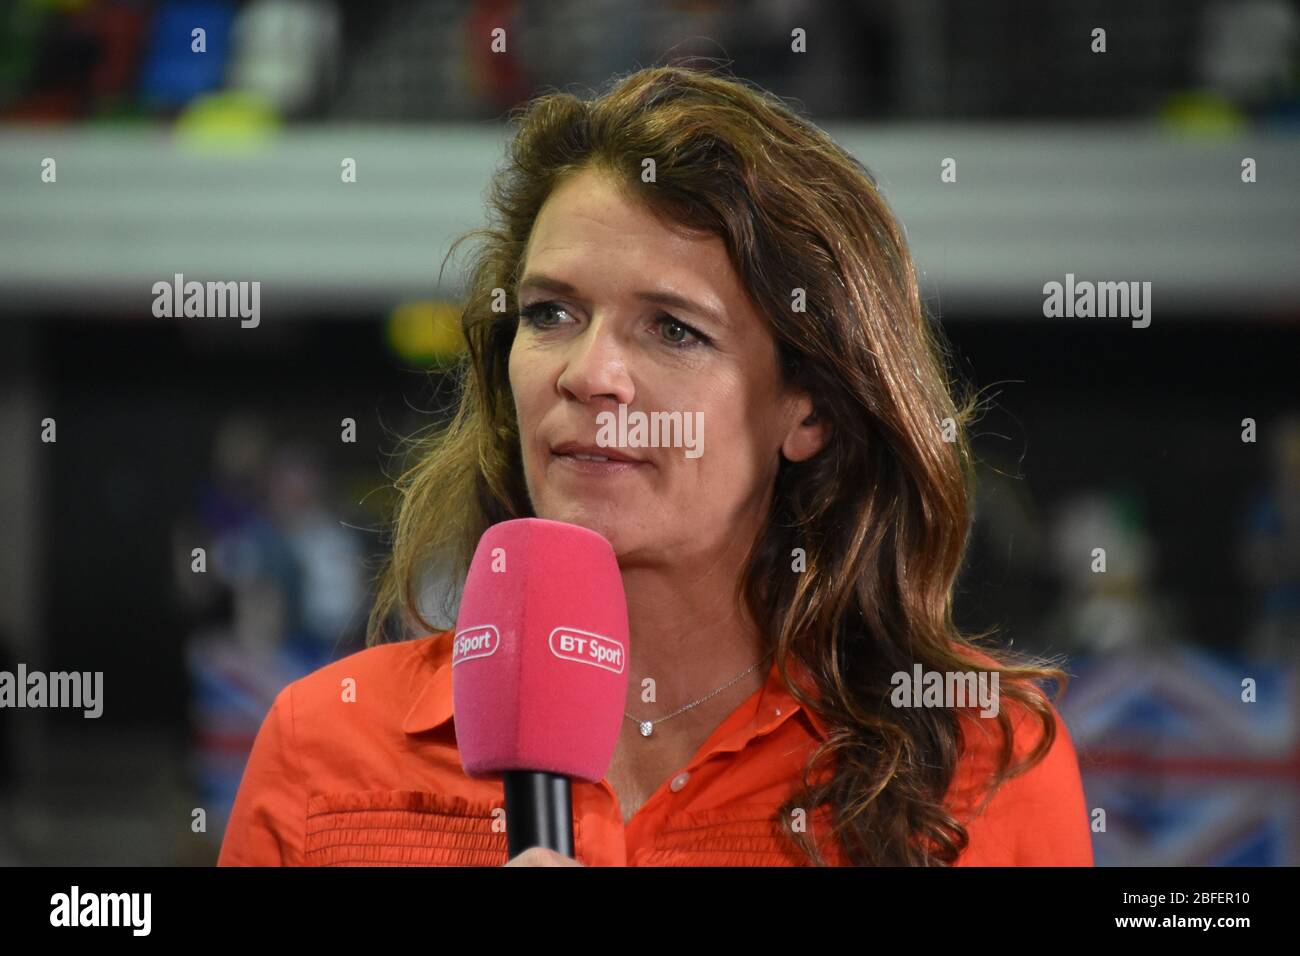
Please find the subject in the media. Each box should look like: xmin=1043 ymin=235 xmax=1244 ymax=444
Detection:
xmin=218 ymin=66 xmax=1092 ymax=867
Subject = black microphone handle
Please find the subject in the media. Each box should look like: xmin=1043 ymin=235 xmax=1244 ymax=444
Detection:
xmin=502 ymin=770 xmax=575 ymax=859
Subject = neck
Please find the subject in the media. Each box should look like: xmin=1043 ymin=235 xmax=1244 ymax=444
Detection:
xmin=618 ymin=541 xmax=768 ymax=719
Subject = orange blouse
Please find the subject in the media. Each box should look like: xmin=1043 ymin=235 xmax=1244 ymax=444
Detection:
xmin=217 ymin=629 xmax=1094 ymax=866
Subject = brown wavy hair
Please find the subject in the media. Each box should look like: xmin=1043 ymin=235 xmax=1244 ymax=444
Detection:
xmin=367 ymin=65 xmax=1070 ymax=866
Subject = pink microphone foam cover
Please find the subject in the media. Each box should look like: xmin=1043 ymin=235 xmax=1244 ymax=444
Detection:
xmin=452 ymin=518 xmax=629 ymax=782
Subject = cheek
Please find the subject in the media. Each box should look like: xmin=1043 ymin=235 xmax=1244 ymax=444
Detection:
xmin=508 ymin=347 xmax=543 ymax=425
xmin=699 ymin=375 xmax=764 ymax=450
xmin=692 ymin=390 xmax=783 ymax=482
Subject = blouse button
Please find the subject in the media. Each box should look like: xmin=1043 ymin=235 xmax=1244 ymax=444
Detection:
xmin=775 ymin=707 xmax=782 ymax=716
xmin=670 ymin=772 xmax=690 ymax=792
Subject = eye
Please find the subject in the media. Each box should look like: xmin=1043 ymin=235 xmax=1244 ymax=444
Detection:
xmin=518 ymin=301 xmax=712 ymax=350
xmin=518 ymin=301 xmax=573 ymax=330
xmin=656 ymin=314 xmax=711 ymax=350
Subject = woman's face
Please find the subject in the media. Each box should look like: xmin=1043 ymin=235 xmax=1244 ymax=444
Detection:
xmin=508 ymin=165 xmax=827 ymax=569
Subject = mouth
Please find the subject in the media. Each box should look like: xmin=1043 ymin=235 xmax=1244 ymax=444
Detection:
xmin=549 ymin=441 xmax=648 ymax=474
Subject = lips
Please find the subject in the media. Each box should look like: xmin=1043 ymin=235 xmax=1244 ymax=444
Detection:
xmin=550 ymin=441 xmax=644 ymax=464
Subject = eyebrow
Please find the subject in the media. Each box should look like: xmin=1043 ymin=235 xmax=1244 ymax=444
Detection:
xmin=516 ymin=273 xmax=728 ymax=329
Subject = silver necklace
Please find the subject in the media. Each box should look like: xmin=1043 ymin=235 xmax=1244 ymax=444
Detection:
xmin=624 ymin=653 xmax=770 ymax=737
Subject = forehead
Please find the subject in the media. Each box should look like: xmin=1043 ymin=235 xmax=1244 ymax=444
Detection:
xmin=521 ymin=166 xmax=747 ymax=308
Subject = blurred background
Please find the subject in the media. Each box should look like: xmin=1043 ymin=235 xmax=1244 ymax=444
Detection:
xmin=0 ymin=0 xmax=1298 ymax=866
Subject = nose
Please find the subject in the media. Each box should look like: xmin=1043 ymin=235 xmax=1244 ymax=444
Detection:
xmin=555 ymin=313 xmax=635 ymax=407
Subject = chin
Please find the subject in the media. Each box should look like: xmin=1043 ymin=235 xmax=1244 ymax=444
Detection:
xmin=534 ymin=498 xmax=625 ymax=545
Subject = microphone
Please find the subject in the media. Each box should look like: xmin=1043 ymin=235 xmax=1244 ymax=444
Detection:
xmin=451 ymin=518 xmax=630 ymax=859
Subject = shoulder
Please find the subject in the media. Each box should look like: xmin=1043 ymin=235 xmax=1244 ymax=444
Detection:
xmin=952 ymin=694 xmax=1073 ymax=787
xmin=270 ymin=632 xmax=453 ymax=745
xmin=945 ymin=644 xmax=1073 ymax=778
xmin=948 ymin=690 xmax=1093 ymax=866
xmin=284 ymin=633 xmax=448 ymax=706
xmin=219 ymin=630 xmax=460 ymax=865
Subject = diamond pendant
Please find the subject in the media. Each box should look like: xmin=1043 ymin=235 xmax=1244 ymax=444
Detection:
xmin=639 ymin=721 xmax=653 ymax=737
